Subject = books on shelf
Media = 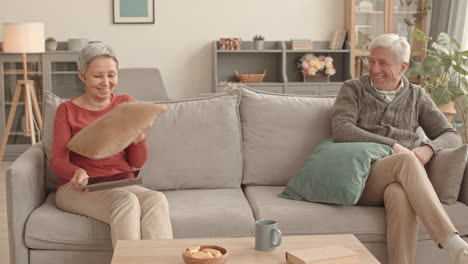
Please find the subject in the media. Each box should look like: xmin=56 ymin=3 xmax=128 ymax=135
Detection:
xmin=329 ymin=29 xmax=347 ymax=50
xmin=285 ymin=245 xmax=359 ymax=264
xmin=354 ymin=57 xmax=369 ymax=78
xmin=291 ymin=39 xmax=313 ymax=50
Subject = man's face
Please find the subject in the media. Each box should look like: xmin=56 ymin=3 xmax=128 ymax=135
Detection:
xmin=368 ymin=47 xmax=408 ymax=91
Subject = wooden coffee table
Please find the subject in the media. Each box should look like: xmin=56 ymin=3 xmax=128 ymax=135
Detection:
xmin=111 ymin=234 xmax=381 ymax=263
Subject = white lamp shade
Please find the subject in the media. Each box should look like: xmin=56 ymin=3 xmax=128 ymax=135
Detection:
xmin=3 ymin=23 xmax=45 ymax=53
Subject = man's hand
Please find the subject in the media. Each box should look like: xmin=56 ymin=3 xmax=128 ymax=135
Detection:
xmin=412 ymin=145 xmax=434 ymax=165
xmin=392 ymin=143 xmax=412 ymax=153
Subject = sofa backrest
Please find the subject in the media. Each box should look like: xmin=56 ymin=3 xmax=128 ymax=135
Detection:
xmin=239 ymin=87 xmax=335 ymax=186
xmin=141 ymin=91 xmax=243 ymax=190
xmin=42 ymin=91 xmax=243 ymax=191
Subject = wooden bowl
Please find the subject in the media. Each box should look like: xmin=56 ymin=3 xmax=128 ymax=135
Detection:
xmin=182 ymin=245 xmax=228 ymax=264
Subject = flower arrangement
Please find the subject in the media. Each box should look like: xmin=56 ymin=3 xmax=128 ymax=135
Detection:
xmin=299 ymin=54 xmax=336 ymax=76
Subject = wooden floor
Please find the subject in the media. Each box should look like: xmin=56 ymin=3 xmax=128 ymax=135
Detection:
xmin=1 ymin=161 xmax=12 ymax=264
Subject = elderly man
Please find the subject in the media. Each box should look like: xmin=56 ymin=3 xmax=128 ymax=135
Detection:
xmin=332 ymin=33 xmax=468 ymax=264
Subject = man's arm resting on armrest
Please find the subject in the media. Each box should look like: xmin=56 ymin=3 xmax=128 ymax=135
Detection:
xmin=6 ymin=142 xmax=46 ymax=264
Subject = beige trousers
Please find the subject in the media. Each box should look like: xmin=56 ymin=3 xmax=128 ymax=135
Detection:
xmin=56 ymin=183 xmax=173 ymax=248
xmin=358 ymin=152 xmax=457 ymax=264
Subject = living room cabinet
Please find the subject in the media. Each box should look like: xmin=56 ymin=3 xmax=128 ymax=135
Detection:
xmin=0 ymin=49 xmax=82 ymax=160
xmin=213 ymin=40 xmax=352 ymax=96
xmin=346 ymin=0 xmax=430 ymax=77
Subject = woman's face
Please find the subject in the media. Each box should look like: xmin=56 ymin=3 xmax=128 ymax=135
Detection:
xmin=79 ymin=57 xmax=118 ymax=100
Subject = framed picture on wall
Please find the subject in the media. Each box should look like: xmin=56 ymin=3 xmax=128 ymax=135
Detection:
xmin=113 ymin=0 xmax=155 ymax=24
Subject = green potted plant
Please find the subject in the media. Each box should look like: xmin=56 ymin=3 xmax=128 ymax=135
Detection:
xmin=406 ymin=29 xmax=468 ymax=123
xmin=45 ymin=37 xmax=57 ymax=51
xmin=253 ymin=35 xmax=265 ymax=50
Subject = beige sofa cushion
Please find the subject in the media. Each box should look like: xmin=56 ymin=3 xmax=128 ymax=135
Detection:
xmin=43 ymin=92 xmax=66 ymax=191
xmin=141 ymin=91 xmax=243 ymax=190
xmin=67 ymin=101 xmax=166 ymax=160
xmin=43 ymin=92 xmax=66 ymax=162
xmin=25 ymin=189 xmax=254 ymax=250
xmin=244 ymin=186 xmax=468 ymax=242
xmin=239 ymin=87 xmax=335 ymax=185
xmin=426 ymin=145 xmax=468 ymax=205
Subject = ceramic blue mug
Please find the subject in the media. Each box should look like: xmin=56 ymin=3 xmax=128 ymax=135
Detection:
xmin=255 ymin=219 xmax=282 ymax=251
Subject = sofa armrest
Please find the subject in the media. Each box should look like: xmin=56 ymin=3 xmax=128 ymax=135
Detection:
xmin=460 ymin=156 xmax=468 ymax=206
xmin=6 ymin=142 xmax=46 ymax=264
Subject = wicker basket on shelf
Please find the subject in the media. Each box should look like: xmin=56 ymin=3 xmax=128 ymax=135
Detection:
xmin=234 ymin=70 xmax=266 ymax=83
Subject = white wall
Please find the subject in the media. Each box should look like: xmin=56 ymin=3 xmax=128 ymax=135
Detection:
xmin=0 ymin=0 xmax=344 ymax=99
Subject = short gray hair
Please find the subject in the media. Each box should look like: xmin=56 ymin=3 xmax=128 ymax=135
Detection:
xmin=369 ymin=34 xmax=410 ymax=63
xmin=77 ymin=42 xmax=118 ymax=74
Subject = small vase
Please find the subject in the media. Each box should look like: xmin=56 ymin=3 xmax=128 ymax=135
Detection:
xmin=254 ymin=40 xmax=264 ymax=50
xmin=45 ymin=41 xmax=57 ymax=51
xmin=303 ymin=72 xmax=329 ymax=82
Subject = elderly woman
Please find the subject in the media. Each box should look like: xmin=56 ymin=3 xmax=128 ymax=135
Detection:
xmin=332 ymin=34 xmax=468 ymax=264
xmin=50 ymin=42 xmax=173 ymax=247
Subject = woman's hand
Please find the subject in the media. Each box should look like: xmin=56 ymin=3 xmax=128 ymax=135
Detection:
xmin=133 ymin=120 xmax=154 ymax=144
xmin=70 ymin=168 xmax=89 ymax=193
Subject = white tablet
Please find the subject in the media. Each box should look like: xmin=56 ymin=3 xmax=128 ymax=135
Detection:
xmin=76 ymin=169 xmax=142 ymax=192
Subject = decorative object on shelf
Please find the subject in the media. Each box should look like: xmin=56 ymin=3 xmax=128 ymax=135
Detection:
xmin=299 ymin=54 xmax=336 ymax=83
xmin=113 ymin=0 xmax=155 ymax=24
xmin=354 ymin=56 xmax=369 ymax=78
xmin=303 ymin=72 xmax=329 ymax=82
xmin=406 ymin=29 xmax=468 ymax=125
xmin=219 ymin=38 xmax=241 ymax=50
xmin=329 ymin=29 xmax=347 ymax=50
xmin=252 ymin=35 xmax=265 ymax=50
xmin=355 ymin=25 xmax=372 ymax=50
xmin=0 ymin=22 xmax=45 ymax=160
xmin=291 ymin=39 xmax=313 ymax=50
xmin=45 ymin=37 xmax=57 ymax=51
xmin=234 ymin=70 xmax=266 ymax=83
xmin=356 ymin=0 xmax=373 ymax=12
xmin=68 ymin=38 xmax=89 ymax=51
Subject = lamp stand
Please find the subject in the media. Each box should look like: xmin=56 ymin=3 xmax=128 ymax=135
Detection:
xmin=0 ymin=53 xmax=43 ymax=160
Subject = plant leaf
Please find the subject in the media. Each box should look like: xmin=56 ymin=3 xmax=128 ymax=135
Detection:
xmin=432 ymin=83 xmax=451 ymax=105
xmin=437 ymin=33 xmax=451 ymax=49
xmin=413 ymin=29 xmax=431 ymax=42
xmin=461 ymin=95 xmax=468 ymax=109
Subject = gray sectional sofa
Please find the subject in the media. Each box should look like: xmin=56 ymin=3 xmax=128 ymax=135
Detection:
xmin=6 ymin=87 xmax=468 ymax=264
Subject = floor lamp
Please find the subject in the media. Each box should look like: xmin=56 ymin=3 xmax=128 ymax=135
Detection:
xmin=0 ymin=23 xmax=45 ymax=160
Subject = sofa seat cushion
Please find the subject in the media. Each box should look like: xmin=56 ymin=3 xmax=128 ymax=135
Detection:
xmin=25 ymin=193 xmax=112 ymax=250
xmin=26 ymin=188 xmax=255 ymax=250
xmin=244 ymin=186 xmax=468 ymax=242
xmin=163 ymin=188 xmax=255 ymax=238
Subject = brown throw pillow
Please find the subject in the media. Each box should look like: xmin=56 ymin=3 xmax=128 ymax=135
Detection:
xmin=67 ymin=101 xmax=166 ymax=160
xmin=426 ymin=145 xmax=468 ymax=205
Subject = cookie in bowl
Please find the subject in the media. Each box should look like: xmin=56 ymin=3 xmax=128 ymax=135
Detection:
xmin=182 ymin=245 xmax=228 ymax=264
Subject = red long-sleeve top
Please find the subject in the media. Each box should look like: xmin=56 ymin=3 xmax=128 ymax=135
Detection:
xmin=50 ymin=94 xmax=148 ymax=190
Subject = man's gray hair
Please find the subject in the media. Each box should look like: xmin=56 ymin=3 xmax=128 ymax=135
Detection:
xmin=369 ymin=34 xmax=411 ymax=63
xmin=77 ymin=42 xmax=118 ymax=74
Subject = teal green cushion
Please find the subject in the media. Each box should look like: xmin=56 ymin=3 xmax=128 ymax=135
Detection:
xmin=280 ymin=139 xmax=394 ymax=205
